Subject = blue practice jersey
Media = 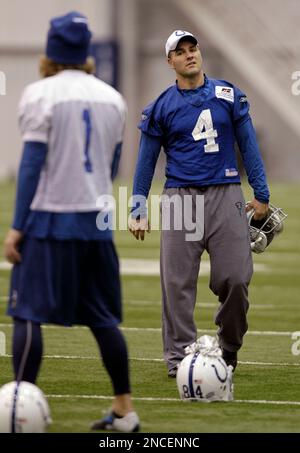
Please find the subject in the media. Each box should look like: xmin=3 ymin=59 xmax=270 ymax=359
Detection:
xmin=139 ymin=76 xmax=251 ymax=186
xmin=19 ymin=70 xmax=126 ymax=212
xmin=13 ymin=70 xmax=126 ymax=240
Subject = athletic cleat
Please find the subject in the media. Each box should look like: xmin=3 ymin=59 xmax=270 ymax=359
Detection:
xmin=91 ymin=411 xmax=140 ymax=433
xmin=222 ymin=349 xmax=238 ymax=371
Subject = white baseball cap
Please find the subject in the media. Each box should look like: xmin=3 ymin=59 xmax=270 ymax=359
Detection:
xmin=165 ymin=30 xmax=198 ymax=57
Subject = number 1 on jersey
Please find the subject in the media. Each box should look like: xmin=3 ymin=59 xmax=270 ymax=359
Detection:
xmin=82 ymin=108 xmax=93 ymax=172
xmin=192 ymin=108 xmax=219 ymax=153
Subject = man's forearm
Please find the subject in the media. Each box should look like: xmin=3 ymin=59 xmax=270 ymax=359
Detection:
xmin=131 ymin=132 xmax=162 ymax=218
xmin=235 ymin=118 xmax=270 ymax=203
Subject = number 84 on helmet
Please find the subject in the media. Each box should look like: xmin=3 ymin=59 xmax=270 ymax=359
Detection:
xmin=176 ymin=352 xmax=234 ymax=402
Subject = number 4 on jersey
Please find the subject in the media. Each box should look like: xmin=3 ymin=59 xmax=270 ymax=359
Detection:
xmin=192 ymin=108 xmax=219 ymax=153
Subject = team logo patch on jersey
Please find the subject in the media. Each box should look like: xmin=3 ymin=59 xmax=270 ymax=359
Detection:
xmin=239 ymin=96 xmax=248 ymax=103
xmin=215 ymin=86 xmax=234 ymax=103
xmin=225 ymin=168 xmax=238 ymax=177
xmin=141 ymin=113 xmax=148 ymax=121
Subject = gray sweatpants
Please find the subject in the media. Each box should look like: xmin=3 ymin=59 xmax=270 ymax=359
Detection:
xmin=160 ymin=184 xmax=253 ymax=371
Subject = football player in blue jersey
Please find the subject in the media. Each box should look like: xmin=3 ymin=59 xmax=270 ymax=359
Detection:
xmin=4 ymin=11 xmax=140 ymax=432
xmin=129 ymin=30 xmax=270 ymax=377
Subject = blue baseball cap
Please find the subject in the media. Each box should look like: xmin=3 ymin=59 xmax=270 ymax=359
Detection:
xmin=46 ymin=11 xmax=92 ymax=64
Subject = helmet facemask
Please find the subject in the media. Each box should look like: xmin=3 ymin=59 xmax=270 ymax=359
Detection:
xmin=247 ymin=203 xmax=287 ymax=253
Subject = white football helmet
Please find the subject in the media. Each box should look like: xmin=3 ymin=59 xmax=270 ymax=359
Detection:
xmin=176 ymin=336 xmax=233 ymax=402
xmin=247 ymin=203 xmax=287 ymax=254
xmin=0 ymin=381 xmax=52 ymax=433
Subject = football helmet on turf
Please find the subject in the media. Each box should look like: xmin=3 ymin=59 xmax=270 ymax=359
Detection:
xmin=176 ymin=335 xmax=233 ymax=402
xmin=0 ymin=381 xmax=52 ymax=433
xmin=247 ymin=203 xmax=287 ymax=254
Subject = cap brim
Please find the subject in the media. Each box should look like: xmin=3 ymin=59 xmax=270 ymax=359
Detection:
xmin=176 ymin=36 xmax=198 ymax=48
xmin=167 ymin=35 xmax=198 ymax=57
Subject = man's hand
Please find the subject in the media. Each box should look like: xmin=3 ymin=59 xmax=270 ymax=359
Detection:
xmin=4 ymin=229 xmax=23 ymax=264
xmin=246 ymin=198 xmax=269 ymax=220
xmin=128 ymin=217 xmax=150 ymax=241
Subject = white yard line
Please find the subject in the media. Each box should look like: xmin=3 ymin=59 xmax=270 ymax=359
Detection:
xmin=45 ymin=393 xmax=300 ymax=406
xmin=237 ymin=360 xmax=300 ymax=367
xmin=0 ymin=296 xmax=274 ymax=309
xmin=129 ymin=358 xmax=300 ymax=367
xmin=0 ymin=323 xmax=295 ymax=337
xmin=124 ymin=300 xmax=275 ymax=309
xmin=0 ymin=259 xmax=269 ymax=276
xmin=234 ymin=399 xmax=300 ymax=406
xmin=1 ymin=353 xmax=299 ymax=367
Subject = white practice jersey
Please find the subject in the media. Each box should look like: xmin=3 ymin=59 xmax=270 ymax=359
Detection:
xmin=18 ymin=70 xmax=126 ymax=212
